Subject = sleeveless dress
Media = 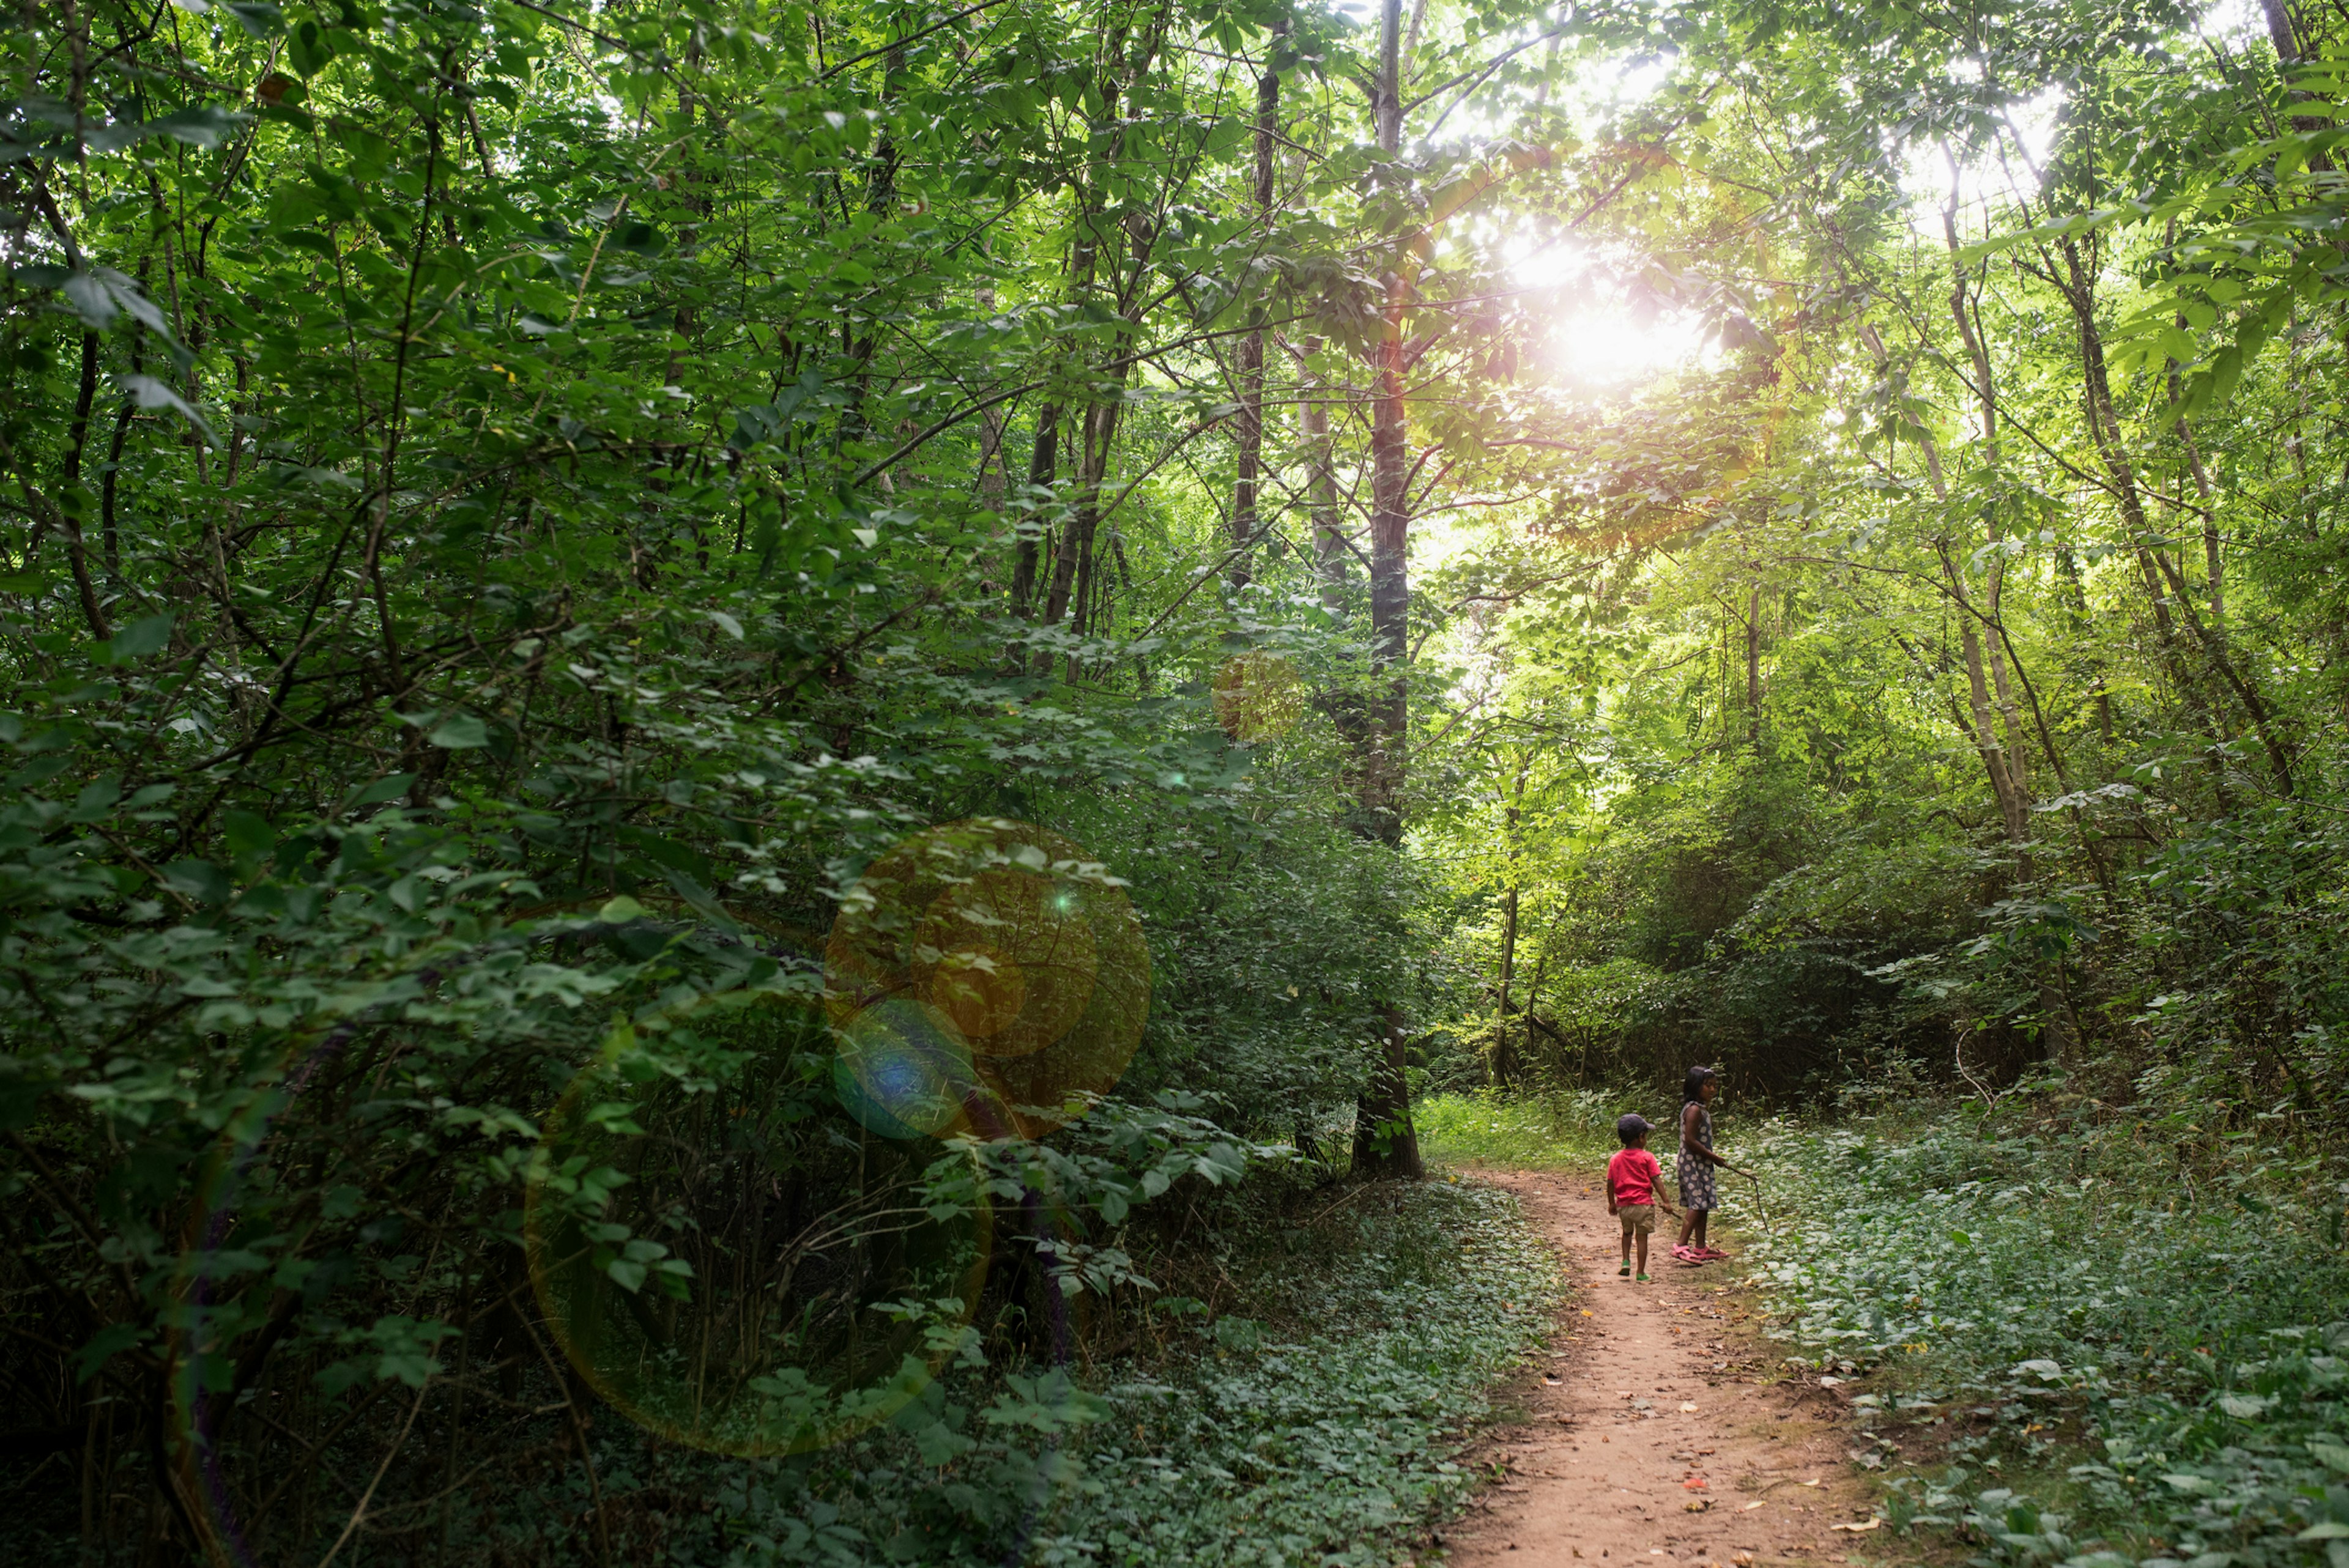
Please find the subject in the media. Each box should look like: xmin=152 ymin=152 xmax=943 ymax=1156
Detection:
xmin=1679 ymin=1104 xmax=1718 ymax=1211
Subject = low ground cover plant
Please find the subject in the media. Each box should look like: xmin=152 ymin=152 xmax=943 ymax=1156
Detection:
xmin=1737 ymin=1086 xmax=2349 ymax=1568
xmin=409 ymin=1175 xmax=1556 ymax=1568
xmin=704 ymin=1177 xmax=1562 ymax=1566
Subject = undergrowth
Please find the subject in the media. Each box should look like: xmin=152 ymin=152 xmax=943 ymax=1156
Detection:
xmin=1416 ymin=1087 xmax=1634 ymax=1172
xmin=617 ymin=1175 xmax=1562 ymax=1566
xmin=1737 ymin=1081 xmax=2349 ymax=1568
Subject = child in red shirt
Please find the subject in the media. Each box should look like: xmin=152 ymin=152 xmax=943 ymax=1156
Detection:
xmin=1606 ymin=1114 xmax=1680 ymax=1282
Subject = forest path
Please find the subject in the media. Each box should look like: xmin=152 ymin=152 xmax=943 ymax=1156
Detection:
xmin=1438 ymin=1170 xmax=1872 ymax=1568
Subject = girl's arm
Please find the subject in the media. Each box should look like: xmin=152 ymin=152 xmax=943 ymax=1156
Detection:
xmin=1680 ymin=1103 xmax=1740 ymax=1172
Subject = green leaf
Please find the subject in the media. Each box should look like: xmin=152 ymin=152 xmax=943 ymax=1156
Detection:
xmin=119 ymin=375 xmax=216 ymax=445
xmin=106 ymin=613 xmax=174 ymax=662
xmin=225 ymin=1 xmax=284 ymax=37
xmin=344 ymin=774 xmax=415 ymax=809
xmin=73 ymin=1325 xmax=143 ymax=1383
xmin=289 ymin=16 xmax=336 ymax=76
xmin=426 ymin=714 xmax=489 ymax=749
xmin=223 ymin=810 xmax=275 ymax=865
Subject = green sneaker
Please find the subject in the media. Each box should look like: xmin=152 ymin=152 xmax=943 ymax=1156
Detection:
xmin=1636 ymin=1273 xmax=1650 ymax=1282
xmin=1619 ymin=1262 xmax=1631 ymax=1276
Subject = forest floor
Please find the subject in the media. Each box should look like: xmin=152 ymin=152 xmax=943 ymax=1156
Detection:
xmin=1437 ymin=1171 xmax=1878 ymax=1568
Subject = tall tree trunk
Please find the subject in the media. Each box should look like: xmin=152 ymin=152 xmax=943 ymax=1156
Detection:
xmin=1229 ymin=20 xmax=1284 ymax=587
xmin=1743 ymin=583 xmax=1761 ymax=745
xmin=1044 ymin=401 xmax=1120 ymax=630
xmin=1012 ymin=402 xmax=1059 ymax=618
xmin=2061 ymin=238 xmax=2293 ymax=795
xmin=1492 ymin=751 xmax=1529 ymax=1087
xmin=1297 ymin=336 xmax=1348 ymax=611
xmin=1939 ymin=196 xmax=2036 ymax=793
xmin=1860 ymin=323 xmax=2027 ymax=843
xmin=1351 ymin=0 xmax=1422 ymax=1182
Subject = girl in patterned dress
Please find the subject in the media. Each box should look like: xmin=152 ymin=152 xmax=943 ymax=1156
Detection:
xmin=1673 ymin=1066 xmax=1745 ymax=1262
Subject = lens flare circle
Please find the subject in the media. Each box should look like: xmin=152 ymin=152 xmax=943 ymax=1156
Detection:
xmin=525 ymin=1000 xmax=992 ymax=1458
xmin=915 ymin=864 xmax=1098 ymax=1057
xmin=833 ymin=995 xmax=978 ymax=1138
xmin=826 ymin=819 xmax=1150 ymax=1139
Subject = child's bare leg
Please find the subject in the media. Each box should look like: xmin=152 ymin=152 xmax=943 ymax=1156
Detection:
xmin=1676 ymin=1208 xmax=1694 ymax=1248
xmin=1634 ymin=1230 xmax=1649 ymax=1274
xmin=1691 ymin=1210 xmax=1709 ymax=1248
xmin=1620 ymin=1226 xmax=1633 ymax=1268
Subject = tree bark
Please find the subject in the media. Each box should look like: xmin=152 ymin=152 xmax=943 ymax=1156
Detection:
xmin=1363 ymin=0 xmax=1409 ymax=847
xmin=1351 ymin=0 xmax=1422 ymax=1182
xmin=1859 ymin=321 xmax=2024 ymax=841
xmin=2061 ymin=238 xmax=2293 ymax=795
xmin=1229 ymin=20 xmax=1284 ymax=588
xmin=1012 ymin=402 xmax=1059 ymax=618
xmin=1743 ymin=584 xmax=1761 ymax=744
xmin=1297 ymin=337 xmax=1348 ymax=611
xmin=1492 ymin=751 xmax=1529 ymax=1087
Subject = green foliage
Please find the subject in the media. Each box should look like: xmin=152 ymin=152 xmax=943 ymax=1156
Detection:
xmin=697 ymin=1180 xmax=1562 ymax=1566
xmin=1740 ymin=1093 xmax=2349 ymax=1568
xmin=1416 ymin=1087 xmax=1630 ymax=1172
xmin=1 ymin=0 xmax=1568 ymax=1552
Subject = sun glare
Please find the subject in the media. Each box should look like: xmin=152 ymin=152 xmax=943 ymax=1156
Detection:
xmin=1505 ymin=238 xmax=1709 ymax=386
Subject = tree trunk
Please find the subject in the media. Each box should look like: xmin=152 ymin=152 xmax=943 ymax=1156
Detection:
xmin=1492 ymin=752 xmax=1529 ymax=1087
xmin=2061 ymin=237 xmax=2293 ymax=795
xmin=1228 ymin=20 xmax=1284 ymax=588
xmin=1298 ymin=337 xmax=1348 ymax=611
xmin=1351 ymin=0 xmax=1422 ymax=1182
xmin=1012 ymin=402 xmax=1059 ymax=618
xmin=1743 ymin=584 xmax=1761 ymax=744
xmin=1362 ymin=0 xmax=1409 ymax=847
xmin=1858 ymin=321 xmax=2025 ymax=841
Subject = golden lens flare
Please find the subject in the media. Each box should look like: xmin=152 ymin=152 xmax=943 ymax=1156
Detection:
xmin=1212 ymin=650 xmax=1303 ymax=744
xmin=916 ymin=865 xmax=1098 ymax=1056
xmin=827 ymin=818 xmax=1149 ymax=1139
xmin=525 ymin=1004 xmax=992 ymax=1458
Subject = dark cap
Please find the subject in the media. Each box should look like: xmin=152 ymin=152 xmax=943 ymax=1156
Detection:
xmin=1616 ymin=1113 xmax=1652 ymax=1139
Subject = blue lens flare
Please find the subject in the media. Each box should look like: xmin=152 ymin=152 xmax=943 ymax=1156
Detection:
xmin=833 ymin=997 xmax=976 ymax=1139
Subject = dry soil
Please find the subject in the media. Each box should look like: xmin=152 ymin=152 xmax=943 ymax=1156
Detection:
xmin=1436 ymin=1170 xmax=1875 ymax=1568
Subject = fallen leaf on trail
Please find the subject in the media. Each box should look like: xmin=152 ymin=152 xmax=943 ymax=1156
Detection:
xmin=1686 ymin=1499 xmax=1712 ymax=1512
xmin=1740 ymin=1503 xmax=1765 ymax=1511
xmin=1682 ymin=1476 xmax=1708 ymax=1490
xmin=1831 ymin=1519 xmax=1882 ymax=1533
xmin=1680 ymin=1403 xmax=1700 ymax=1412
xmin=1802 ymin=1479 xmax=1820 ymax=1487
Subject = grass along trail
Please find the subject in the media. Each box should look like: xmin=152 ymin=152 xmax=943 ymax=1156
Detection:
xmin=1442 ymin=1171 xmax=1872 ymax=1568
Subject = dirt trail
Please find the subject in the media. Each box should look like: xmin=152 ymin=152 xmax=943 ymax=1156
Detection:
xmin=1438 ymin=1171 xmax=1872 ymax=1568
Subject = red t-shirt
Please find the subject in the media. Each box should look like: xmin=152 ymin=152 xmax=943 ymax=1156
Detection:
xmin=1608 ymin=1148 xmax=1662 ymax=1207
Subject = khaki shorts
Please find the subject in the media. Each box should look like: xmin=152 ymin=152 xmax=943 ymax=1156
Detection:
xmin=1617 ymin=1204 xmax=1656 ymax=1236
